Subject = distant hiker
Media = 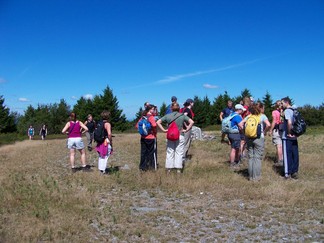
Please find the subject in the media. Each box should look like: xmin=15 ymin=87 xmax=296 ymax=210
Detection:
xmin=95 ymin=111 xmax=113 ymax=174
xmin=39 ymin=124 xmax=47 ymax=140
xmin=156 ymin=102 xmax=194 ymax=174
xmin=144 ymin=101 xmax=150 ymax=109
xmin=281 ymin=96 xmax=300 ymax=179
xmin=165 ymin=96 xmax=177 ymax=115
xmin=84 ymin=114 xmax=96 ymax=151
xmin=62 ymin=112 xmax=91 ymax=173
xmin=27 ymin=125 xmax=35 ymax=140
xmin=219 ymin=100 xmax=234 ymax=144
xmin=269 ymin=100 xmax=284 ymax=166
xmin=181 ymin=98 xmax=195 ymax=163
xmin=136 ymin=105 xmax=157 ymax=171
xmin=239 ymin=102 xmax=270 ymax=181
xmin=227 ymin=104 xmax=245 ymax=167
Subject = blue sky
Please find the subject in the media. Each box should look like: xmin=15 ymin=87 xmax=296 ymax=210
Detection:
xmin=1 ymin=0 xmax=323 ymax=120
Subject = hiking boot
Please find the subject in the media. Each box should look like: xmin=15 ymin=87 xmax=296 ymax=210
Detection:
xmin=71 ymin=168 xmax=78 ymax=173
xmin=284 ymin=174 xmax=291 ymax=180
xmin=291 ymin=172 xmax=299 ymax=179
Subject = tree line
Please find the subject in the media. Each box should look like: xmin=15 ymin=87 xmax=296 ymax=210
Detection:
xmin=1 ymin=86 xmax=323 ymax=135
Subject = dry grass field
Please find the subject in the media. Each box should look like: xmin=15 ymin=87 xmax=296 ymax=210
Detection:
xmin=0 ymin=131 xmax=323 ymax=242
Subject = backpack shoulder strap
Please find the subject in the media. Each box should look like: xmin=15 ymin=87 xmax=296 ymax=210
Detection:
xmin=169 ymin=113 xmax=183 ymax=125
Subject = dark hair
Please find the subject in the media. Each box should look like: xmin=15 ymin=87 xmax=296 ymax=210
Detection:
xmin=70 ymin=112 xmax=77 ymax=122
xmin=281 ymin=96 xmax=291 ymax=105
xmin=101 ymin=110 xmax=110 ymax=120
xmin=142 ymin=105 xmax=154 ymax=116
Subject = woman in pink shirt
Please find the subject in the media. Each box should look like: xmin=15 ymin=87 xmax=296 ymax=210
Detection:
xmin=269 ymin=100 xmax=284 ymax=165
xmin=62 ymin=112 xmax=91 ymax=173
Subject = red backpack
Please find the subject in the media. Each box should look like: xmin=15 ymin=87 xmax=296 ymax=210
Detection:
xmin=167 ymin=113 xmax=183 ymax=141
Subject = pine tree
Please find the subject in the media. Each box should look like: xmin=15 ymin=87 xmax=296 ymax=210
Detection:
xmin=0 ymin=96 xmax=16 ymax=133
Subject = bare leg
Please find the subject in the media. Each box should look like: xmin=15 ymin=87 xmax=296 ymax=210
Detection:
xmin=70 ymin=149 xmax=75 ymax=168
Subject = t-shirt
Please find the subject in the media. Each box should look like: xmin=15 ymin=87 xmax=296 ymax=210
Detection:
xmin=160 ymin=112 xmax=190 ymax=135
xmin=272 ymin=110 xmax=281 ymax=125
xmin=282 ymin=108 xmax=296 ymax=140
xmin=86 ymin=120 xmax=95 ymax=133
xmin=222 ymin=107 xmax=234 ymax=119
xmin=141 ymin=115 xmax=157 ymax=140
xmin=230 ymin=112 xmax=243 ymax=131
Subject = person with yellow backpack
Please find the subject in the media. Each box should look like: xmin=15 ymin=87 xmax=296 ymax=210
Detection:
xmin=239 ymin=102 xmax=270 ymax=181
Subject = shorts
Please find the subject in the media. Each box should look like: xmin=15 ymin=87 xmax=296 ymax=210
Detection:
xmin=228 ymin=133 xmax=241 ymax=149
xmin=272 ymin=129 xmax=282 ymax=146
xmin=67 ymin=137 xmax=85 ymax=150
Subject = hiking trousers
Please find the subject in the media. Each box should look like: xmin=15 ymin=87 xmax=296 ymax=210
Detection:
xmin=246 ymin=138 xmax=265 ymax=180
xmin=166 ymin=135 xmax=185 ymax=169
xmin=282 ymin=138 xmax=299 ymax=176
xmin=140 ymin=138 xmax=157 ymax=171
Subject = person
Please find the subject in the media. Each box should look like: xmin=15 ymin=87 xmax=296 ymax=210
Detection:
xmin=27 ymin=125 xmax=35 ymax=140
xmin=84 ymin=114 xmax=96 ymax=151
xmin=95 ymin=111 xmax=113 ymax=174
xmin=156 ymin=102 xmax=194 ymax=173
xmin=62 ymin=112 xmax=91 ymax=173
xmin=181 ymin=98 xmax=195 ymax=163
xmin=269 ymin=100 xmax=284 ymax=166
xmin=39 ymin=124 xmax=47 ymax=140
xmin=136 ymin=105 xmax=157 ymax=171
xmin=281 ymin=97 xmax=299 ymax=179
xmin=239 ymin=103 xmax=270 ymax=181
xmin=240 ymin=96 xmax=252 ymax=159
xmin=165 ymin=96 xmax=177 ymax=115
xmin=144 ymin=101 xmax=150 ymax=109
xmin=227 ymin=104 xmax=246 ymax=167
xmin=219 ymin=100 xmax=234 ymax=143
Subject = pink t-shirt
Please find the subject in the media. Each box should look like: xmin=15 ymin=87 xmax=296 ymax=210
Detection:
xmin=272 ymin=110 xmax=281 ymax=124
xmin=68 ymin=121 xmax=82 ymax=138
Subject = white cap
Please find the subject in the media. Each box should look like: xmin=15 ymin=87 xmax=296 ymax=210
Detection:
xmin=235 ymin=104 xmax=247 ymax=111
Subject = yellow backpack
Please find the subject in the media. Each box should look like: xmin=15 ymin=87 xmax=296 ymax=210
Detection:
xmin=244 ymin=114 xmax=262 ymax=138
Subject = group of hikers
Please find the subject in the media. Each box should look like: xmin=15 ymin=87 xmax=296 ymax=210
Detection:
xmin=219 ymin=96 xmax=302 ymax=180
xmin=31 ymin=95 xmax=302 ymax=181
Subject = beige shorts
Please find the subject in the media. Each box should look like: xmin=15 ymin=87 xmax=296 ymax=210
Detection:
xmin=272 ymin=130 xmax=282 ymax=146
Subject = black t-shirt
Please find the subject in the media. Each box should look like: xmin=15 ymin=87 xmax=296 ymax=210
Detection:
xmin=86 ymin=120 xmax=95 ymax=133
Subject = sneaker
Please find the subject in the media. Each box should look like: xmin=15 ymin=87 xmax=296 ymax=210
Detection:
xmin=71 ymin=168 xmax=78 ymax=173
xmin=291 ymin=172 xmax=298 ymax=179
xmin=284 ymin=174 xmax=291 ymax=180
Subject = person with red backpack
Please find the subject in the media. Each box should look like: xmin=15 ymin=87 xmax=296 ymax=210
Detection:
xmin=156 ymin=102 xmax=194 ymax=174
xmin=136 ymin=105 xmax=157 ymax=171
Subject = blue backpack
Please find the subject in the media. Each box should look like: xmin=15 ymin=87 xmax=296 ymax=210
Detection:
xmin=221 ymin=113 xmax=239 ymax=134
xmin=138 ymin=116 xmax=152 ymax=136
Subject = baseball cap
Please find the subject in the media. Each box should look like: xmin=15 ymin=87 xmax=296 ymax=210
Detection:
xmin=186 ymin=98 xmax=194 ymax=103
xmin=171 ymin=96 xmax=177 ymax=102
xmin=235 ymin=104 xmax=246 ymax=111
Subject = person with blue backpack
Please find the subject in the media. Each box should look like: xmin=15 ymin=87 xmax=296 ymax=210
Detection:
xmin=136 ymin=105 xmax=157 ymax=171
xmin=219 ymin=100 xmax=235 ymax=144
xmin=227 ymin=104 xmax=246 ymax=167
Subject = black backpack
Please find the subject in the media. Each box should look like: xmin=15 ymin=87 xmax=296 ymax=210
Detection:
xmin=93 ymin=121 xmax=106 ymax=143
xmin=289 ymin=108 xmax=306 ymax=137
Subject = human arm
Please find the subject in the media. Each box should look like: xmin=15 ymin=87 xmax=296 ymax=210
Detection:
xmin=263 ymin=117 xmax=271 ymax=135
xmin=79 ymin=121 xmax=89 ymax=133
xmin=219 ymin=111 xmax=224 ymax=121
xmin=105 ymin=122 xmax=112 ymax=147
xmin=61 ymin=122 xmax=70 ymax=134
xmin=156 ymin=119 xmax=167 ymax=133
xmin=183 ymin=118 xmax=194 ymax=132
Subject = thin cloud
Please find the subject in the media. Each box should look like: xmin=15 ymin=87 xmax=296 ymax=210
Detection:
xmin=203 ymin=84 xmax=219 ymax=89
xmin=71 ymin=96 xmax=78 ymax=100
xmin=18 ymin=97 xmax=30 ymax=102
xmin=83 ymin=94 xmax=93 ymax=100
xmin=128 ymin=57 xmax=266 ymax=90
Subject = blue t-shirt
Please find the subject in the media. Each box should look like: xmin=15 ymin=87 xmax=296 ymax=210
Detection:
xmin=222 ymin=107 xmax=235 ymax=118
xmin=230 ymin=113 xmax=243 ymax=130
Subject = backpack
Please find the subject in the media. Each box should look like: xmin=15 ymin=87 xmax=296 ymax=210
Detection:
xmin=289 ymin=108 xmax=306 ymax=137
xmin=221 ymin=113 xmax=239 ymax=134
xmin=167 ymin=113 xmax=183 ymax=141
xmin=137 ymin=116 xmax=152 ymax=136
xmin=94 ymin=121 xmax=106 ymax=144
xmin=244 ymin=114 xmax=261 ymax=139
